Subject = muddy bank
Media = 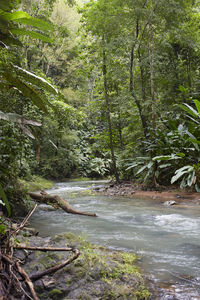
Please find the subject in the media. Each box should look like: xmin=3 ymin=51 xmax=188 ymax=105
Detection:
xmin=95 ymin=182 xmax=200 ymax=205
xmin=14 ymin=232 xmax=150 ymax=299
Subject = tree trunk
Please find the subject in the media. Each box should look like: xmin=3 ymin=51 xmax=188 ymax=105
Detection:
xmin=149 ymin=0 xmax=156 ymax=133
xmin=129 ymin=25 xmax=148 ymax=140
xmin=115 ymin=84 xmax=123 ymax=148
xmin=29 ymin=191 xmax=97 ymax=217
xmin=138 ymin=48 xmax=147 ymax=109
xmin=102 ymin=36 xmax=120 ymax=183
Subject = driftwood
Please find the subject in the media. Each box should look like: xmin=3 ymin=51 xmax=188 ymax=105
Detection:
xmin=29 ymin=191 xmax=97 ymax=217
xmin=0 ymin=205 xmax=81 ymax=300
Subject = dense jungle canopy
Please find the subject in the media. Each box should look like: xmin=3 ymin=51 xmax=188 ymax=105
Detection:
xmin=1 ymin=0 xmax=200 ymax=214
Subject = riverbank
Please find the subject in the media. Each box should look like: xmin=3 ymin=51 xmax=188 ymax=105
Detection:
xmin=24 ymin=180 xmax=200 ymax=299
xmin=96 ymin=182 xmax=200 ymax=204
xmin=14 ymin=232 xmax=150 ymax=299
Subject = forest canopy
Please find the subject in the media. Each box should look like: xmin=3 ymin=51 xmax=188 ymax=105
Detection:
xmin=1 ymin=0 xmax=200 ymax=214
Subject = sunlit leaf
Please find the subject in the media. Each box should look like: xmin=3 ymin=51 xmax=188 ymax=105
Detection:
xmin=136 ymin=165 xmax=147 ymax=175
xmin=13 ymin=65 xmax=58 ymax=94
xmin=10 ymin=28 xmax=54 ymax=43
xmin=14 ymin=17 xmax=54 ymax=31
xmin=0 ymin=10 xmax=31 ymax=21
xmin=158 ymin=163 xmax=172 ymax=169
xmin=178 ymin=103 xmax=198 ymax=118
xmin=193 ymin=100 xmax=200 ymax=117
xmin=171 ymin=166 xmax=194 ymax=184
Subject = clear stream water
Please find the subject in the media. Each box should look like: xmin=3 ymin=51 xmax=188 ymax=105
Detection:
xmin=30 ymin=181 xmax=200 ymax=299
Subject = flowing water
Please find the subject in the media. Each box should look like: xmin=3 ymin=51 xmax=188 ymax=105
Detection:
xmin=30 ymin=181 xmax=200 ymax=299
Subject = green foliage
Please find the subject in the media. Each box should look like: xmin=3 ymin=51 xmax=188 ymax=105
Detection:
xmin=126 ymin=157 xmax=155 ymax=183
xmin=0 ymin=5 xmax=54 ymax=46
xmin=0 ymin=111 xmax=41 ymax=139
xmin=167 ymin=100 xmax=200 ymax=191
xmin=0 ymin=183 xmax=11 ymax=216
xmin=0 ymin=0 xmax=61 ymax=214
xmin=2 ymin=0 xmax=200 ymax=208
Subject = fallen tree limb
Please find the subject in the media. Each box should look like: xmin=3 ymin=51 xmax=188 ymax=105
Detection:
xmin=30 ymin=248 xmax=80 ymax=281
xmin=16 ymin=262 xmax=39 ymax=300
xmin=29 ymin=191 xmax=97 ymax=217
xmin=14 ymin=245 xmax=75 ymax=252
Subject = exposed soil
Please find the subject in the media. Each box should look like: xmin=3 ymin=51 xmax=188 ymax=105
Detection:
xmin=95 ymin=182 xmax=200 ymax=205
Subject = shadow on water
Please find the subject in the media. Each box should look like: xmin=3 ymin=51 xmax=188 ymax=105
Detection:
xmin=30 ymin=181 xmax=200 ymax=299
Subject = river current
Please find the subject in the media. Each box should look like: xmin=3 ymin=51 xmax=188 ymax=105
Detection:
xmin=30 ymin=181 xmax=200 ymax=299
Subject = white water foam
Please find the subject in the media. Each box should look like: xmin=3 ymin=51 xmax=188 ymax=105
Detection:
xmin=154 ymin=214 xmax=199 ymax=232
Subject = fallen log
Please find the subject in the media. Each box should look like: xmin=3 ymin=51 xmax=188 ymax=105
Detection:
xmin=14 ymin=245 xmax=75 ymax=252
xmin=29 ymin=191 xmax=97 ymax=217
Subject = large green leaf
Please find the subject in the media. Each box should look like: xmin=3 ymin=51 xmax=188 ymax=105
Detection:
xmin=0 ymin=111 xmax=41 ymax=126
xmin=0 ymin=10 xmax=31 ymax=21
xmin=153 ymin=154 xmax=183 ymax=161
xmin=193 ymin=100 xmax=200 ymax=117
xmin=171 ymin=166 xmax=194 ymax=184
xmin=158 ymin=163 xmax=172 ymax=169
xmin=10 ymin=28 xmax=54 ymax=43
xmin=153 ymin=155 xmax=174 ymax=161
xmin=136 ymin=165 xmax=147 ymax=175
xmin=188 ymin=138 xmax=200 ymax=145
xmin=15 ymin=17 xmax=54 ymax=31
xmin=174 ymin=165 xmax=194 ymax=174
xmin=0 ymin=10 xmax=54 ymax=32
xmin=2 ymin=71 xmax=48 ymax=112
xmin=13 ymin=65 xmax=58 ymax=94
xmin=0 ymin=111 xmax=42 ymax=139
xmin=178 ymin=103 xmax=198 ymax=118
xmin=126 ymin=161 xmax=143 ymax=170
xmin=187 ymin=171 xmax=195 ymax=187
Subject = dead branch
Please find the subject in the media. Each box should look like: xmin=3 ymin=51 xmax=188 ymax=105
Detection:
xmin=10 ymin=204 xmax=38 ymax=237
xmin=14 ymin=245 xmax=74 ymax=252
xmin=29 ymin=191 xmax=97 ymax=217
xmin=30 ymin=248 xmax=80 ymax=281
xmin=16 ymin=262 xmax=39 ymax=300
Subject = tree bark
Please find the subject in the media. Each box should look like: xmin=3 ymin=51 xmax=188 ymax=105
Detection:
xmin=149 ymin=0 xmax=156 ymax=133
xmin=29 ymin=191 xmax=97 ymax=217
xmin=115 ymin=84 xmax=123 ymax=148
xmin=102 ymin=36 xmax=120 ymax=183
xmin=129 ymin=24 xmax=148 ymax=140
xmin=16 ymin=262 xmax=39 ymax=300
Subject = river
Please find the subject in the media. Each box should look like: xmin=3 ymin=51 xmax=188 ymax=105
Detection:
xmin=30 ymin=180 xmax=200 ymax=299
